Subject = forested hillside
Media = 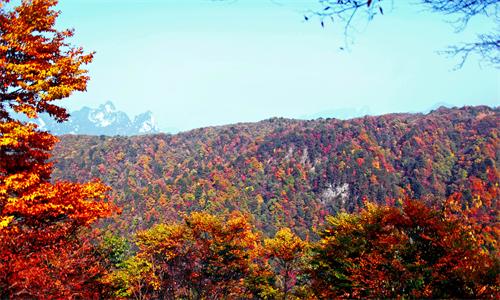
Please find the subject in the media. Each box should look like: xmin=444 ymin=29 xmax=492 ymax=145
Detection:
xmin=52 ymin=106 xmax=499 ymax=237
xmin=2 ymin=0 xmax=498 ymax=297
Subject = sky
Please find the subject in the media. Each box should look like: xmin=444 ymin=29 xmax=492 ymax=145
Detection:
xmin=52 ymin=0 xmax=498 ymax=132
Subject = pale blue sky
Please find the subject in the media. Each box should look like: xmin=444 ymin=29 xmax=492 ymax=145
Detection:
xmin=54 ymin=0 xmax=498 ymax=132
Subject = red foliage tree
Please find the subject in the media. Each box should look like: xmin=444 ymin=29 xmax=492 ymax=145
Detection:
xmin=105 ymin=212 xmax=268 ymax=299
xmin=308 ymin=199 xmax=499 ymax=298
xmin=0 ymin=0 xmax=113 ymax=297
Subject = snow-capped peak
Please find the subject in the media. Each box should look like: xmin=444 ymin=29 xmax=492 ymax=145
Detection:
xmin=32 ymin=101 xmax=160 ymax=136
xmin=133 ymin=111 xmax=159 ymax=134
xmin=102 ymin=101 xmax=116 ymax=113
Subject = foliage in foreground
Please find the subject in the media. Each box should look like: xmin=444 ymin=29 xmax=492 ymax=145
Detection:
xmin=103 ymin=212 xmax=270 ymax=299
xmin=104 ymin=195 xmax=499 ymax=299
xmin=308 ymin=199 xmax=499 ymax=298
xmin=0 ymin=0 xmax=114 ymax=297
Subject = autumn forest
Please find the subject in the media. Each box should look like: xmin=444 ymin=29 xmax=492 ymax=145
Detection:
xmin=1 ymin=0 xmax=499 ymax=299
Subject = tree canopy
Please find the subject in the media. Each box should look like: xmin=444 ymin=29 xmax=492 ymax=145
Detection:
xmin=0 ymin=0 xmax=113 ymax=297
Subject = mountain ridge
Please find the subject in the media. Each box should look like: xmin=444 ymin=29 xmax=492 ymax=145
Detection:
xmin=35 ymin=101 xmax=160 ymax=136
xmin=51 ymin=105 xmax=499 ymax=237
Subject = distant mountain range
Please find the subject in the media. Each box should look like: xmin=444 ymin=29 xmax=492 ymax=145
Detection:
xmin=28 ymin=101 xmax=470 ymax=135
xmin=34 ymin=101 xmax=159 ymax=136
xmin=300 ymin=106 xmax=371 ymax=120
xmin=299 ymin=103 xmax=459 ymax=120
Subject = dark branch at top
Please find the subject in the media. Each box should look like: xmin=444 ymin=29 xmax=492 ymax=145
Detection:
xmin=307 ymin=0 xmax=499 ymax=68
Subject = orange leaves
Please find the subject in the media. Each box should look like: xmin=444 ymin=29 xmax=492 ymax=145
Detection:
xmin=0 ymin=130 xmax=113 ymax=297
xmin=309 ymin=200 xmax=499 ymax=298
xmin=113 ymin=212 xmax=264 ymax=299
xmin=0 ymin=1 xmax=113 ymax=297
xmin=3 ymin=231 xmax=108 ymax=299
xmin=0 ymin=122 xmax=112 ymax=229
xmin=0 ymin=122 xmax=56 ymax=184
xmin=443 ymin=181 xmax=499 ymax=257
xmin=12 ymin=103 xmax=38 ymax=119
xmin=0 ymin=120 xmax=55 ymax=148
xmin=274 ymin=168 xmax=285 ymax=180
xmin=1 ymin=0 xmax=93 ymax=121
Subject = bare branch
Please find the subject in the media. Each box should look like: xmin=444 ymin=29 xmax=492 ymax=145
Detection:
xmin=307 ymin=0 xmax=499 ymax=68
xmin=305 ymin=1 xmax=387 ymax=48
xmin=441 ymin=33 xmax=500 ymax=69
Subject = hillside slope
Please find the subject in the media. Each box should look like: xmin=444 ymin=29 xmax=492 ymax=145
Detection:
xmin=52 ymin=106 xmax=499 ymax=236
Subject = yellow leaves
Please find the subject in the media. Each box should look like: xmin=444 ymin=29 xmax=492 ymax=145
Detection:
xmin=0 ymin=120 xmax=57 ymax=152
xmin=247 ymin=157 xmax=264 ymax=172
xmin=12 ymin=102 xmax=38 ymax=119
xmin=1 ymin=172 xmax=43 ymax=203
xmin=136 ymin=223 xmax=187 ymax=259
xmin=115 ymin=151 xmax=125 ymax=161
xmin=256 ymin=194 xmax=264 ymax=205
xmin=0 ymin=121 xmax=32 ymax=147
xmin=0 ymin=216 xmax=14 ymax=229
xmin=325 ymin=211 xmax=365 ymax=235
xmin=265 ymin=228 xmax=307 ymax=262
xmin=188 ymin=211 xmax=222 ymax=235
xmin=1 ymin=0 xmax=94 ymax=121
xmin=183 ymin=193 xmax=195 ymax=202
xmin=0 ymin=3 xmax=115 ymax=297
xmin=245 ymin=185 xmax=254 ymax=192
xmin=124 ymin=211 xmax=264 ymax=298
xmin=103 ymin=256 xmax=157 ymax=298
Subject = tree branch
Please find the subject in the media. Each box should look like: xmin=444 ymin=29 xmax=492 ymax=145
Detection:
xmin=307 ymin=0 xmax=499 ymax=68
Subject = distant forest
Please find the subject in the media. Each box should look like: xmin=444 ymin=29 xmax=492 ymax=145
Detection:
xmin=53 ymin=106 xmax=499 ymax=237
xmin=49 ymin=106 xmax=499 ymax=298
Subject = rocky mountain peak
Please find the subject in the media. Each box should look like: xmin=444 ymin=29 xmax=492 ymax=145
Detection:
xmin=33 ymin=101 xmax=160 ymax=136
